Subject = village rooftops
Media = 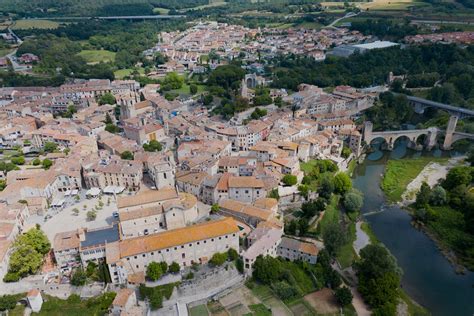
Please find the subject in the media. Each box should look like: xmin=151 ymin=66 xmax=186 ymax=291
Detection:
xmin=279 ymin=236 xmax=319 ymax=256
xmin=53 ymin=230 xmax=81 ymax=252
xmin=112 ymin=217 xmax=239 ymax=260
xmin=117 ymin=187 xmax=178 ymax=209
xmin=228 ymin=176 xmax=264 ymax=188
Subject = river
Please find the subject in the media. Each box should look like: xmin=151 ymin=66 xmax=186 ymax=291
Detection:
xmin=352 ymin=141 xmax=474 ymax=316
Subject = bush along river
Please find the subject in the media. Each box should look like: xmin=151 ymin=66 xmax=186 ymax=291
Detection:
xmin=352 ymin=140 xmax=474 ymax=316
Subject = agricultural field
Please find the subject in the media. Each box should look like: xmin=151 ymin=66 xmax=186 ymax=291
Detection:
xmin=77 ymin=50 xmax=116 ymax=64
xmin=153 ymin=7 xmax=170 ymax=14
xmin=11 ymin=19 xmax=60 ymax=30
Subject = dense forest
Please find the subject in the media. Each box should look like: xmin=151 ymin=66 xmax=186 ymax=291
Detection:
xmin=349 ymin=19 xmax=418 ymax=41
xmin=271 ymin=44 xmax=474 ymax=108
xmin=0 ymin=0 xmax=211 ymax=17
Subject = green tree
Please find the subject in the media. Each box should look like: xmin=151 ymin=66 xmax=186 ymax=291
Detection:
xmin=267 ymin=188 xmax=279 ymax=200
xmin=322 ymin=222 xmax=347 ymax=257
xmin=9 ymin=244 xmax=43 ymax=277
xmin=163 ymin=72 xmax=184 ymax=90
xmin=71 ymin=268 xmax=88 ymax=286
xmin=0 ymin=180 xmax=5 ymax=192
xmin=335 ymin=286 xmax=353 ymax=306
xmin=42 ymin=159 xmax=53 ymax=170
xmin=120 ymin=151 xmax=134 ymax=160
xmin=208 ymin=64 xmax=245 ymax=90
xmin=159 ymin=262 xmax=168 ymax=274
xmin=169 ymin=262 xmax=180 ymax=273
xmin=11 ymin=156 xmax=25 ymax=165
xmin=252 ymin=255 xmax=282 ymax=285
xmin=272 ymin=281 xmax=299 ymax=300
xmin=16 ymin=228 xmax=51 ymax=255
xmin=32 ymin=158 xmax=41 ymax=166
xmin=146 ymin=262 xmax=163 ymax=281
xmin=318 ymin=174 xmax=335 ymax=199
xmin=227 ymin=248 xmax=238 ymax=261
xmin=87 ymin=211 xmax=97 ymax=221
xmin=416 ymin=182 xmax=431 ymax=208
xmin=211 ymin=204 xmax=220 ymax=214
xmin=343 ymin=190 xmax=364 ymax=212
xmin=341 ymin=147 xmax=352 ymax=159
xmin=301 ymin=199 xmax=325 ymax=218
xmin=99 ymin=93 xmax=116 ymax=105
xmin=143 ymin=140 xmax=162 ymax=152
xmin=210 ymin=252 xmax=228 ymax=266
xmin=43 ymin=142 xmax=58 ymax=153
xmin=429 ymin=186 xmax=447 ymax=206
xmin=282 ymin=174 xmax=297 ymax=186
xmin=443 ymin=166 xmax=472 ymax=191
xmin=334 ymin=172 xmax=352 ymax=194
xmin=0 ymin=295 xmax=18 ymax=311
xmin=190 ymin=84 xmax=198 ymax=94
xmin=105 ymin=123 xmax=120 ymax=134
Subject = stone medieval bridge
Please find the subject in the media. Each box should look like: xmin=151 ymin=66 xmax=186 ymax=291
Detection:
xmin=363 ymin=96 xmax=474 ymax=150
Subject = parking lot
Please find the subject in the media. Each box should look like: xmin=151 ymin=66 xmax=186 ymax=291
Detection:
xmin=28 ymin=192 xmax=119 ymax=242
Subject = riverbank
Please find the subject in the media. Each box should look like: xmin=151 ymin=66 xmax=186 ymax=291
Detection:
xmin=401 ymin=156 xmax=465 ymax=205
xmin=381 ymin=156 xmax=449 ymax=203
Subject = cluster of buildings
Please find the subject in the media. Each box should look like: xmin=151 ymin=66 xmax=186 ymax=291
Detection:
xmin=144 ymin=21 xmax=370 ymax=75
xmin=405 ymin=31 xmax=474 ymax=45
xmin=0 ymin=18 xmax=376 ymax=304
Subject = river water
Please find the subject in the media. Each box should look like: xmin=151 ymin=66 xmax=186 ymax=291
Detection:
xmin=352 ymin=142 xmax=474 ymax=316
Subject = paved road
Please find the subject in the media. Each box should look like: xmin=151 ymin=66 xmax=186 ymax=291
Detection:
xmin=354 ymin=221 xmax=370 ymax=255
xmin=325 ymin=12 xmax=359 ymax=28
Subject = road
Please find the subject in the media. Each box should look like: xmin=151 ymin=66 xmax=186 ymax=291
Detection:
xmin=325 ymin=12 xmax=359 ymax=28
xmin=26 ymin=15 xmax=185 ymax=21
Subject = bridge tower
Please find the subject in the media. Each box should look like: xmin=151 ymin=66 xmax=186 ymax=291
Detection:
xmin=363 ymin=121 xmax=373 ymax=145
xmin=443 ymin=115 xmax=459 ymax=150
xmin=426 ymin=128 xmax=438 ymax=151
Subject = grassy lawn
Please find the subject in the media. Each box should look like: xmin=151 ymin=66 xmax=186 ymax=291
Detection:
xmin=336 ymin=221 xmax=357 ymax=268
xmin=153 ymin=7 xmax=170 ymax=14
xmin=170 ymin=83 xmax=206 ymax=96
xmin=0 ymin=48 xmax=13 ymax=57
xmin=12 ymin=19 xmax=60 ymax=30
xmin=361 ymin=222 xmax=379 ymax=244
xmin=426 ymin=205 xmax=474 ymax=270
xmin=189 ymin=304 xmax=209 ymax=316
xmin=315 ymin=195 xmax=340 ymax=233
xmin=114 ymin=67 xmax=145 ymax=79
xmin=9 ymin=304 xmax=25 ymax=316
xmin=246 ymin=304 xmax=272 ymax=316
xmin=300 ymin=159 xmax=319 ymax=174
xmin=77 ymin=50 xmax=116 ymax=64
xmin=381 ymin=157 xmax=447 ymax=203
xmin=32 ymin=293 xmax=116 ymax=316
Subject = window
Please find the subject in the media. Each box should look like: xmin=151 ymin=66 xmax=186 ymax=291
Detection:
xmin=142 ymin=254 xmax=146 ymax=257
xmin=182 ymin=253 xmax=185 ymax=258
xmin=174 ymin=247 xmax=177 ymax=250
xmin=197 ymin=242 xmax=200 ymax=245
xmin=134 ymin=256 xmax=137 ymax=259
xmin=181 ymin=245 xmax=184 ymax=249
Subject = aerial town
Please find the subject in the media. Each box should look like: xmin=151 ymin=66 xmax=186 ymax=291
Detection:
xmin=0 ymin=1 xmax=474 ymax=316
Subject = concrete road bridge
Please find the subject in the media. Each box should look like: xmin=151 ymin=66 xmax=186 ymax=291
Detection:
xmin=406 ymin=95 xmax=474 ymax=119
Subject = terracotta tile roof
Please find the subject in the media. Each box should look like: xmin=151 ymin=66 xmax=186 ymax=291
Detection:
xmin=117 ymin=188 xmax=178 ymax=209
xmin=176 ymin=172 xmax=208 ymax=186
xmin=216 ymin=172 xmax=231 ymax=191
xmin=27 ymin=289 xmax=40 ymax=297
xmin=53 ymin=230 xmax=80 ymax=252
xmin=228 ymin=176 xmax=264 ymax=188
xmin=219 ymin=199 xmax=272 ymax=221
xmin=118 ymin=217 xmax=239 ymax=258
xmin=254 ymin=198 xmax=278 ymax=210
xmin=119 ymin=206 xmax=163 ymax=222
xmin=127 ymin=272 xmax=145 ymax=284
xmin=113 ymin=288 xmax=134 ymax=307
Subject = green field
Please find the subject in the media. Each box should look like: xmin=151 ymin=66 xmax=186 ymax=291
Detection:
xmin=171 ymin=83 xmax=206 ymax=96
xmin=32 ymin=293 xmax=116 ymax=316
xmin=381 ymin=157 xmax=447 ymax=203
xmin=0 ymin=48 xmax=13 ymax=57
xmin=77 ymin=50 xmax=116 ymax=64
xmin=114 ymin=67 xmax=145 ymax=79
xmin=336 ymin=221 xmax=357 ymax=268
xmin=315 ymin=195 xmax=340 ymax=233
xmin=153 ymin=7 xmax=170 ymax=14
xmin=189 ymin=304 xmax=209 ymax=316
xmin=12 ymin=19 xmax=60 ymax=30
